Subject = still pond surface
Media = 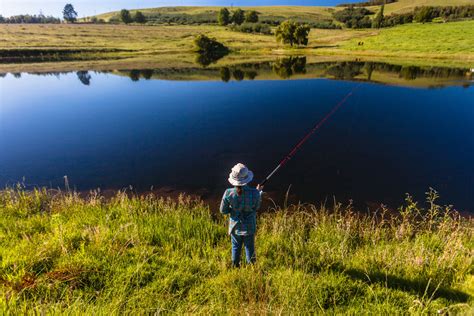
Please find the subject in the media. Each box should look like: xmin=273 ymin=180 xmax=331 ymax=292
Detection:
xmin=1 ymin=60 xmax=473 ymax=211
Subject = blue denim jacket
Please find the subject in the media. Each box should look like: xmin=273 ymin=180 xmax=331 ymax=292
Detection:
xmin=220 ymin=186 xmax=262 ymax=236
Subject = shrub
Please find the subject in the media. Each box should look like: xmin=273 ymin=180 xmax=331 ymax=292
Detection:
xmin=382 ymin=12 xmax=414 ymax=27
xmin=333 ymin=7 xmax=374 ymax=28
xmin=134 ymin=11 xmax=146 ymax=23
xmin=193 ymin=35 xmax=228 ymax=53
xmin=193 ymin=35 xmax=229 ymax=66
xmin=245 ymin=10 xmax=259 ymax=23
xmin=231 ymin=23 xmax=272 ymax=35
xmin=413 ymin=5 xmax=474 ymax=23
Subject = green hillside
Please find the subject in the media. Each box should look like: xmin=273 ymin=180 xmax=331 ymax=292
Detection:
xmin=378 ymin=0 xmax=474 ymax=15
xmin=92 ymin=1 xmax=473 ymax=25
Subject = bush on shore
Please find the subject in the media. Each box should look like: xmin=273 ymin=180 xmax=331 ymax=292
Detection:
xmin=230 ymin=22 xmax=272 ymax=35
xmin=0 ymin=187 xmax=472 ymax=314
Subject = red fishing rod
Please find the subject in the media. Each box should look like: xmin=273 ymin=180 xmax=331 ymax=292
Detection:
xmin=259 ymin=85 xmax=359 ymax=187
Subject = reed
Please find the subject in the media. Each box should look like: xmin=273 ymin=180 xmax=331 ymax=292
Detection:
xmin=0 ymin=187 xmax=472 ymax=314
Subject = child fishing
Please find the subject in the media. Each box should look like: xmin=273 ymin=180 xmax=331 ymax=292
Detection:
xmin=220 ymin=163 xmax=263 ymax=268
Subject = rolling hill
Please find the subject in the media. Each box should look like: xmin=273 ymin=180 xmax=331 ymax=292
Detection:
xmin=91 ymin=0 xmax=473 ymax=25
xmin=94 ymin=6 xmax=336 ymax=26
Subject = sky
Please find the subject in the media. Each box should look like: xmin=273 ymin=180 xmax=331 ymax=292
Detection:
xmin=0 ymin=0 xmax=359 ymax=18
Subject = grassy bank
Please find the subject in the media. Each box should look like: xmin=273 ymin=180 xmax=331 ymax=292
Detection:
xmin=0 ymin=20 xmax=473 ymax=67
xmin=1 ymin=188 xmax=472 ymax=314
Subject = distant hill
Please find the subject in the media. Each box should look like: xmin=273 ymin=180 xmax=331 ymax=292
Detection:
xmin=93 ymin=6 xmax=337 ymax=26
xmin=91 ymin=1 xmax=473 ymax=25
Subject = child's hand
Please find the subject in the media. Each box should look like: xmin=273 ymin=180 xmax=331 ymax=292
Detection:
xmin=257 ymin=184 xmax=264 ymax=192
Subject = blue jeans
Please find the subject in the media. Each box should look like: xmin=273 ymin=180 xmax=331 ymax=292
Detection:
xmin=231 ymin=233 xmax=256 ymax=267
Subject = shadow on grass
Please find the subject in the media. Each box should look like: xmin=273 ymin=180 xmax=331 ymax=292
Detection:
xmin=341 ymin=267 xmax=470 ymax=303
xmin=310 ymin=45 xmax=339 ymax=49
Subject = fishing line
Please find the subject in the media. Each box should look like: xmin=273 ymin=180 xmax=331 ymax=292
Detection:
xmin=260 ymin=83 xmax=361 ymax=186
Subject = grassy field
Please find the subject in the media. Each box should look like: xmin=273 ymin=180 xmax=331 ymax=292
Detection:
xmin=0 ymin=188 xmax=472 ymax=314
xmin=341 ymin=20 xmax=474 ymax=59
xmin=1 ymin=19 xmax=473 ymax=68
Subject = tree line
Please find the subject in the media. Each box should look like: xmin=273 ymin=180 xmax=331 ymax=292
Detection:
xmin=115 ymin=9 xmax=147 ymax=24
xmin=337 ymin=0 xmax=397 ymax=7
xmin=217 ymin=8 xmax=259 ymax=26
xmin=0 ymin=4 xmax=78 ymax=24
xmin=0 ymin=14 xmax=60 ymax=24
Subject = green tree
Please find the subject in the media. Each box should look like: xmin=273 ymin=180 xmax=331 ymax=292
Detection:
xmin=294 ymin=24 xmax=310 ymax=45
xmin=275 ymin=20 xmax=310 ymax=47
xmin=232 ymin=9 xmax=245 ymax=25
xmin=134 ymin=11 xmax=146 ymax=23
xmin=272 ymin=56 xmax=307 ymax=79
xmin=194 ymin=34 xmax=229 ymax=66
xmin=63 ymin=4 xmax=77 ymax=23
xmin=120 ymin=9 xmax=132 ymax=24
xmin=245 ymin=10 xmax=259 ymax=23
xmin=218 ymin=8 xmax=230 ymax=26
xmin=372 ymin=4 xmax=384 ymax=28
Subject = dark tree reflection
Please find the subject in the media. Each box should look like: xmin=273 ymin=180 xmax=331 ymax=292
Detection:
xmin=77 ymin=71 xmax=91 ymax=85
xmin=272 ymin=56 xmax=307 ymax=79
xmin=195 ymin=50 xmax=229 ymax=67
xmin=129 ymin=70 xmax=141 ymax=82
xmin=220 ymin=67 xmax=231 ymax=82
xmin=141 ymin=69 xmax=154 ymax=80
xmin=233 ymin=69 xmax=244 ymax=81
xmin=325 ymin=62 xmax=363 ymax=80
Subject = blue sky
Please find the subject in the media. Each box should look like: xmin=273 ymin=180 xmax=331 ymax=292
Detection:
xmin=1 ymin=0 xmax=359 ymax=17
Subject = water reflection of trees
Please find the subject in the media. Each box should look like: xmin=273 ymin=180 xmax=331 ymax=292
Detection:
xmin=325 ymin=62 xmax=364 ymax=80
xmin=324 ymin=61 xmax=471 ymax=82
xmin=272 ymin=57 xmax=307 ymax=79
xmin=2 ymin=63 xmax=471 ymax=87
xmin=195 ymin=50 xmax=229 ymax=67
xmin=77 ymin=71 xmax=91 ymax=85
xmin=219 ymin=65 xmax=259 ymax=83
xmin=220 ymin=67 xmax=231 ymax=82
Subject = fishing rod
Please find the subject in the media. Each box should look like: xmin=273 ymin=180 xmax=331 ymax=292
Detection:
xmin=259 ymin=85 xmax=360 ymax=187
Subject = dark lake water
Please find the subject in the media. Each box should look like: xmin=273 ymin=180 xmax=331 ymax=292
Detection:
xmin=1 ymin=60 xmax=473 ymax=211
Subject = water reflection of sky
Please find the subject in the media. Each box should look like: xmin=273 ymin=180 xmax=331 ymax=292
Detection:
xmin=0 ymin=71 xmax=473 ymax=212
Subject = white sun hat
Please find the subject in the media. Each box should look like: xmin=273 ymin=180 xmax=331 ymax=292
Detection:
xmin=228 ymin=163 xmax=254 ymax=186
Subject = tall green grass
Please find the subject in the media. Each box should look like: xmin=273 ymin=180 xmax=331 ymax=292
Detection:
xmin=1 ymin=187 xmax=472 ymax=314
